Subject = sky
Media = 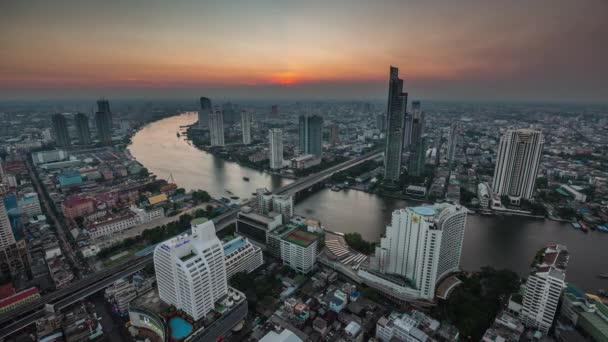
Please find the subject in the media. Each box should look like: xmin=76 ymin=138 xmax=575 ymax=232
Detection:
xmin=1 ymin=0 xmax=607 ymax=102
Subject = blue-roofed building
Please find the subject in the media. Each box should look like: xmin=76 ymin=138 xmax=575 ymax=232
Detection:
xmin=329 ymin=290 xmax=348 ymax=313
xmin=223 ymin=236 xmax=263 ymax=279
xmin=58 ymin=170 xmax=83 ymax=188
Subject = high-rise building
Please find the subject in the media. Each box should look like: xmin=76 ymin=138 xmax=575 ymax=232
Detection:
xmin=223 ymin=236 xmax=263 ymax=279
xmin=298 ymin=115 xmax=323 ymax=157
xmin=492 ymin=129 xmax=544 ymax=202
xmin=51 ymin=114 xmax=71 ymax=147
xmin=241 ymin=110 xmax=252 ymax=145
xmin=377 ymin=114 xmax=386 ymax=132
xmin=360 ymin=203 xmax=467 ymax=301
xmin=269 ymin=128 xmax=283 ymax=170
xmin=153 ymin=218 xmax=228 ymax=321
xmin=329 ymin=124 xmax=340 ymax=145
xmin=447 ymin=123 xmax=458 ymax=164
xmin=209 ymin=110 xmax=225 ymax=147
xmin=410 ymin=100 xmax=425 ymax=152
xmin=198 ymin=97 xmax=212 ymax=128
xmin=520 ymin=245 xmax=569 ymax=335
xmin=272 ymin=195 xmax=294 ymax=220
xmin=0 ymin=184 xmax=27 ymax=277
xmin=95 ymin=99 xmax=112 ymax=145
xmin=271 ymin=105 xmax=279 ymax=118
xmin=408 ymin=135 xmax=427 ymax=176
xmin=403 ymin=113 xmax=412 ymax=149
xmin=74 ymin=113 xmax=91 ymax=145
xmin=281 ymin=228 xmax=320 ymax=274
xmin=383 ymin=67 xmax=408 ymax=183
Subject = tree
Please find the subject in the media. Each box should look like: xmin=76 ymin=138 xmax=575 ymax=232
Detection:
xmin=344 ymin=233 xmax=376 ymax=255
xmin=192 ymin=190 xmax=211 ymax=204
xmin=139 ymin=167 xmax=150 ymax=177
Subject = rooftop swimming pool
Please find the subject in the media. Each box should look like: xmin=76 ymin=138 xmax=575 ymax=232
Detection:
xmin=168 ymin=317 xmax=193 ymax=340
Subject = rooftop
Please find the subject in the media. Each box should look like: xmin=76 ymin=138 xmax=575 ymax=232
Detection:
xmin=191 ymin=217 xmax=209 ymax=226
xmin=223 ymin=237 xmax=248 ymax=256
xmin=282 ymin=228 xmax=320 ymax=247
xmin=130 ymin=288 xmax=169 ymax=313
xmin=411 ymin=206 xmax=437 ymax=216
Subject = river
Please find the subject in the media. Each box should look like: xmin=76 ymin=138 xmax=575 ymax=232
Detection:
xmin=128 ymin=112 xmax=608 ymax=292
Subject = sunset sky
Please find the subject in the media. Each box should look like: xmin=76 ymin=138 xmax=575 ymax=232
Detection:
xmin=1 ymin=0 xmax=607 ymax=102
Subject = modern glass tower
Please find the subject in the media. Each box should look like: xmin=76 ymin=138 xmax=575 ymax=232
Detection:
xmin=209 ymin=110 xmax=225 ymax=147
xmin=241 ymin=110 xmax=252 ymax=145
xmin=95 ymin=98 xmax=112 ymax=145
xmin=199 ymin=97 xmax=212 ymax=128
xmin=269 ymin=128 xmax=284 ymax=170
xmin=383 ymin=66 xmax=408 ymax=183
xmin=492 ymin=129 xmax=544 ymax=202
xmin=298 ymin=115 xmax=323 ymax=157
xmin=51 ymin=113 xmax=71 ymax=147
xmin=409 ymin=100 xmax=424 ymax=152
xmin=74 ymin=113 xmax=92 ymax=145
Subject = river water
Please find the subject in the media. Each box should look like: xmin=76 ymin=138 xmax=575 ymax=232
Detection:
xmin=128 ymin=112 xmax=608 ymax=291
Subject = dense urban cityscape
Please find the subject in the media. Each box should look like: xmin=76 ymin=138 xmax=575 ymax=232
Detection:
xmin=2 ymin=1 xmax=608 ymax=342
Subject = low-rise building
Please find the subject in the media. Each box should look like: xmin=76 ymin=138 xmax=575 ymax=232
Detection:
xmin=62 ymin=195 xmax=96 ymax=219
xmin=223 ymin=236 xmax=264 ymax=279
xmin=236 ymin=207 xmax=282 ymax=246
xmin=0 ymin=285 xmax=40 ymax=314
xmin=482 ymin=311 xmax=524 ymax=342
xmin=87 ymin=212 xmax=139 ymax=239
xmin=290 ymin=154 xmax=321 ymax=170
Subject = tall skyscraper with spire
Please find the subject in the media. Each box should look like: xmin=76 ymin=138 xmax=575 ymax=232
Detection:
xmin=383 ymin=66 xmax=408 ymax=183
xmin=51 ymin=113 xmax=71 ymax=147
xmin=199 ymin=97 xmax=212 ymax=128
xmin=74 ymin=113 xmax=92 ymax=145
xmin=298 ymin=115 xmax=323 ymax=157
xmin=241 ymin=110 xmax=252 ymax=145
xmin=209 ymin=110 xmax=225 ymax=147
xmin=492 ymin=129 xmax=544 ymax=202
xmin=95 ymin=98 xmax=112 ymax=145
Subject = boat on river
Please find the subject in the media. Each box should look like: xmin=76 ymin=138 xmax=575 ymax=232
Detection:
xmin=579 ymin=221 xmax=589 ymax=233
xmin=243 ymin=177 xmax=250 ymax=181
xmin=598 ymin=274 xmax=608 ymax=279
xmin=571 ymin=222 xmax=581 ymax=230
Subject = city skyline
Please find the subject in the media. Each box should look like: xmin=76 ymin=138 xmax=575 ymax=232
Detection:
xmin=1 ymin=0 xmax=607 ymax=102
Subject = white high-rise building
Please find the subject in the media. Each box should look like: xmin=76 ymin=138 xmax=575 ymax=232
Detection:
xmin=209 ymin=110 xmax=225 ymax=147
xmin=0 ymin=185 xmax=16 ymax=250
xmin=281 ymin=228 xmax=320 ymax=274
xmin=492 ymin=129 xmax=544 ymax=203
xmin=153 ymin=218 xmax=228 ymax=320
xmin=241 ymin=110 xmax=252 ymax=145
xmin=447 ymin=123 xmax=458 ymax=164
xmin=256 ymin=188 xmax=273 ymax=215
xmin=272 ymin=195 xmax=294 ymax=220
xmin=223 ymin=236 xmax=263 ymax=279
xmin=360 ymin=203 xmax=467 ymax=301
xmin=269 ymin=128 xmax=283 ymax=170
xmin=520 ymin=244 xmax=569 ymax=335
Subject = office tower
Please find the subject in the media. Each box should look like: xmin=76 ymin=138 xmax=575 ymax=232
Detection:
xmin=95 ymin=98 xmax=112 ymax=145
xmin=410 ymin=100 xmax=425 ymax=151
xmin=198 ymin=97 xmax=212 ymax=128
xmin=408 ymin=135 xmax=427 ymax=176
xmin=241 ymin=110 xmax=252 ymax=145
xmin=377 ymin=114 xmax=386 ymax=131
xmin=74 ymin=113 xmax=92 ymax=145
xmin=153 ymin=218 xmax=228 ymax=320
xmin=403 ymin=113 xmax=412 ymax=149
xmin=271 ymin=105 xmax=279 ymax=118
xmin=0 ymin=184 xmax=27 ymax=276
xmin=362 ymin=204 xmax=467 ymax=301
xmin=209 ymin=110 xmax=225 ymax=147
xmin=269 ymin=128 xmax=284 ymax=170
xmin=51 ymin=114 xmax=71 ymax=147
xmin=520 ymin=245 xmax=569 ymax=335
xmin=492 ymin=129 xmax=544 ymax=202
xmin=298 ymin=115 xmax=323 ymax=157
xmin=447 ymin=123 xmax=458 ymax=164
xmin=329 ymin=124 xmax=340 ymax=145
xmin=383 ymin=67 xmax=408 ymax=183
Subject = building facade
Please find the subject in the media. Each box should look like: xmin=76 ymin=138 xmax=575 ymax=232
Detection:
xmin=281 ymin=228 xmax=320 ymax=274
xmin=269 ymin=128 xmax=284 ymax=170
xmin=383 ymin=67 xmax=408 ymax=183
xmin=95 ymin=99 xmax=112 ymax=145
xmin=153 ymin=218 xmax=228 ymax=320
xmin=492 ymin=129 xmax=544 ymax=202
xmin=209 ymin=110 xmax=225 ymax=147
xmin=241 ymin=110 xmax=252 ymax=145
xmin=199 ymin=97 xmax=212 ymax=129
xmin=51 ymin=113 xmax=71 ymax=148
xmin=298 ymin=115 xmax=323 ymax=157
xmin=223 ymin=236 xmax=264 ymax=279
xmin=74 ymin=113 xmax=92 ymax=145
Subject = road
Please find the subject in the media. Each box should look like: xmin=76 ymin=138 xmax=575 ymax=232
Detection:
xmin=25 ymin=156 xmax=87 ymax=278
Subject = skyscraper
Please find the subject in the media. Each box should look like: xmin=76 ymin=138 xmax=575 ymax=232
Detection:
xmin=408 ymin=135 xmax=427 ymax=177
xmin=298 ymin=115 xmax=323 ymax=157
xmin=403 ymin=113 xmax=412 ymax=149
xmin=74 ymin=113 xmax=92 ymax=145
xmin=198 ymin=97 xmax=212 ymax=129
xmin=520 ymin=245 xmax=568 ymax=335
xmin=51 ymin=113 xmax=71 ymax=147
xmin=383 ymin=66 xmax=408 ymax=183
xmin=271 ymin=105 xmax=279 ymax=118
xmin=0 ymin=184 xmax=27 ymax=277
xmin=153 ymin=218 xmax=228 ymax=321
xmin=209 ymin=110 xmax=225 ymax=147
xmin=361 ymin=204 xmax=467 ymax=301
xmin=329 ymin=124 xmax=340 ymax=145
xmin=447 ymin=123 xmax=458 ymax=164
xmin=241 ymin=110 xmax=252 ymax=145
xmin=269 ymin=128 xmax=283 ymax=170
xmin=95 ymin=98 xmax=112 ymax=145
xmin=409 ymin=100 xmax=425 ymax=152
xmin=492 ymin=129 xmax=544 ymax=202
xmin=377 ymin=114 xmax=386 ymax=132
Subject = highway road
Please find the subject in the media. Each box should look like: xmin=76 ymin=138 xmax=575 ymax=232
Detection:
xmin=0 ymin=150 xmax=382 ymax=339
